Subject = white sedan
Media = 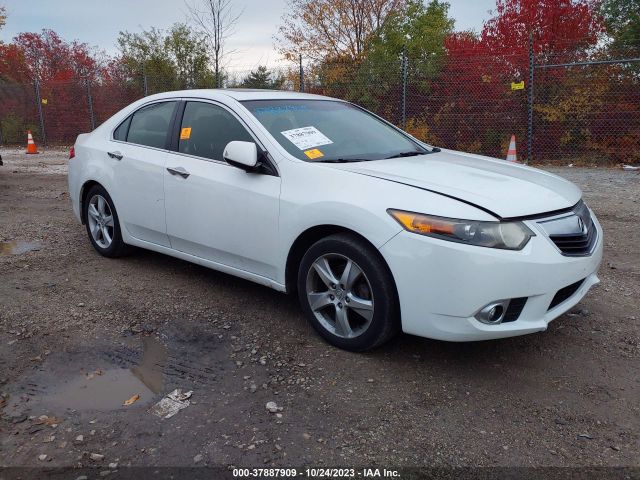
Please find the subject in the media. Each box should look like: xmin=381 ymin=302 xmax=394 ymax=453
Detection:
xmin=68 ymin=89 xmax=603 ymax=351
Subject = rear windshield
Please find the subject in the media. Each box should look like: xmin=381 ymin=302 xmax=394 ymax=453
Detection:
xmin=241 ymin=99 xmax=427 ymax=162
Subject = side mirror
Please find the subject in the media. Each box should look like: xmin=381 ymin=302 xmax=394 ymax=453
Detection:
xmin=223 ymin=141 xmax=258 ymax=172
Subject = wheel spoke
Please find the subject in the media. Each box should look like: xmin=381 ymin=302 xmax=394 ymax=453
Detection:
xmin=313 ymin=257 xmax=338 ymax=288
xmin=97 ymin=196 xmax=106 ymax=215
xmin=346 ymin=294 xmax=374 ymax=321
xmin=340 ymin=259 xmax=362 ymax=290
xmin=88 ymin=204 xmax=100 ymax=221
xmin=308 ymin=292 xmax=332 ymax=312
xmin=103 ymin=215 xmax=114 ymax=227
xmin=334 ymin=307 xmax=353 ymax=337
xmin=90 ymin=221 xmax=100 ymax=237
xmin=102 ymin=226 xmax=112 ymax=245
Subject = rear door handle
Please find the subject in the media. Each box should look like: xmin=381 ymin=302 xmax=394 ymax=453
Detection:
xmin=107 ymin=151 xmax=123 ymax=160
xmin=166 ymin=166 xmax=190 ymax=179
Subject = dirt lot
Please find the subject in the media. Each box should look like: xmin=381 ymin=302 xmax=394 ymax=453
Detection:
xmin=0 ymin=146 xmax=639 ymax=473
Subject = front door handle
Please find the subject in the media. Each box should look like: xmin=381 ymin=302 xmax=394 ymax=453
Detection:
xmin=166 ymin=166 xmax=190 ymax=179
xmin=107 ymin=151 xmax=123 ymax=160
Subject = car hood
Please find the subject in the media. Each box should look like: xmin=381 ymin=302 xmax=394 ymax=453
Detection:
xmin=333 ymin=149 xmax=582 ymax=219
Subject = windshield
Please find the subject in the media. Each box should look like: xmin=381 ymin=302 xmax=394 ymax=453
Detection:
xmin=241 ymin=99 xmax=429 ymax=162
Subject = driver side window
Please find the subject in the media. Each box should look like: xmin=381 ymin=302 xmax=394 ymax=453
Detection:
xmin=179 ymin=102 xmax=253 ymax=161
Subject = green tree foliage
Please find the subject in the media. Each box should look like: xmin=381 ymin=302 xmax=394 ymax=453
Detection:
xmin=165 ymin=24 xmax=214 ymax=88
xmin=0 ymin=6 xmax=6 ymax=34
xmin=117 ymin=23 xmax=214 ymax=93
xmin=367 ymin=0 xmax=453 ymax=78
xmin=239 ymin=66 xmax=285 ymax=89
xmin=318 ymin=0 xmax=453 ymax=121
xmin=599 ymin=0 xmax=640 ymax=52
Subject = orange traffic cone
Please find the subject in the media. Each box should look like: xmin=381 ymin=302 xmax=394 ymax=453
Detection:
xmin=506 ymin=135 xmax=517 ymax=162
xmin=26 ymin=130 xmax=39 ymax=154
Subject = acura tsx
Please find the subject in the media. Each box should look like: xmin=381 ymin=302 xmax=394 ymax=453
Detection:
xmin=68 ymin=89 xmax=603 ymax=351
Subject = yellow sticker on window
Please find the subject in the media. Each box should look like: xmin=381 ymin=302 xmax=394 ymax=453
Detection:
xmin=180 ymin=127 xmax=192 ymax=140
xmin=304 ymin=148 xmax=324 ymax=159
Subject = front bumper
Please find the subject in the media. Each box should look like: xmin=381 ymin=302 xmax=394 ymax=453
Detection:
xmin=379 ymin=213 xmax=603 ymax=341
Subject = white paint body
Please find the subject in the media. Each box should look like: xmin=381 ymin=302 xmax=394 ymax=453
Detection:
xmin=68 ymin=90 xmax=603 ymax=342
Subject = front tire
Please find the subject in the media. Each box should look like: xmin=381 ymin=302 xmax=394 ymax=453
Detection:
xmin=83 ymin=185 xmax=131 ymax=258
xmin=297 ymin=233 xmax=400 ymax=351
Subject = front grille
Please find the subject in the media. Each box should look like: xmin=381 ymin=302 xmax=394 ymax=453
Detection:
xmin=503 ymin=297 xmax=527 ymax=322
xmin=548 ymin=279 xmax=584 ymax=310
xmin=549 ymin=220 xmax=597 ymax=256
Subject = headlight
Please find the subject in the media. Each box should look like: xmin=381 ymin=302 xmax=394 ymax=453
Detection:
xmin=387 ymin=209 xmax=534 ymax=250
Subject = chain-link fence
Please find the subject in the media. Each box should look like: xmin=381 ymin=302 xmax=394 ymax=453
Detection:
xmin=1 ymin=47 xmax=638 ymax=165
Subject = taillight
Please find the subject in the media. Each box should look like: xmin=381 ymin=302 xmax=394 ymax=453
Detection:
xmin=69 ymin=147 xmax=75 ymax=159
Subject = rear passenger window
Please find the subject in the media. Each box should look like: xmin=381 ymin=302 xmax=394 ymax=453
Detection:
xmin=113 ymin=115 xmax=131 ymax=141
xmin=179 ymin=102 xmax=253 ymax=161
xmin=126 ymin=102 xmax=176 ymax=149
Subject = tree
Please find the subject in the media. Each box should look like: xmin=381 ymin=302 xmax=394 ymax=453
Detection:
xmin=0 ymin=30 xmax=104 ymax=143
xmin=431 ymin=0 xmax=605 ymax=160
xmin=239 ymin=66 xmax=285 ymax=89
xmin=276 ymin=0 xmax=404 ymax=62
xmin=367 ymin=0 xmax=453 ymax=78
xmin=118 ymin=27 xmax=176 ymax=92
xmin=186 ymin=0 xmax=242 ymax=87
xmin=0 ymin=6 xmax=6 ymax=34
xmin=482 ymin=0 xmax=603 ymax=67
xmin=599 ymin=0 xmax=640 ymax=52
xmin=307 ymin=0 xmax=452 ymax=126
xmin=13 ymin=29 xmax=101 ymax=81
xmin=117 ymin=23 xmax=213 ymax=93
xmin=164 ymin=24 xmax=214 ymax=88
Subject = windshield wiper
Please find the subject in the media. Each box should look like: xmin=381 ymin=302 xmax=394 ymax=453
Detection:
xmin=386 ymin=147 xmax=441 ymax=159
xmin=385 ymin=150 xmax=426 ymax=159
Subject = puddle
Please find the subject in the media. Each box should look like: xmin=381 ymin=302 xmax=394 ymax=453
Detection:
xmin=41 ymin=336 xmax=167 ymax=411
xmin=0 ymin=240 xmax=41 ymax=255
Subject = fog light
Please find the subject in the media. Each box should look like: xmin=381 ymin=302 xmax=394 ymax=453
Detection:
xmin=475 ymin=301 xmax=508 ymax=325
xmin=487 ymin=305 xmax=504 ymax=322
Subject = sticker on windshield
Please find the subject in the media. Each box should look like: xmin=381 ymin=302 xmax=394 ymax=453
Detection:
xmin=304 ymin=148 xmax=324 ymax=159
xmin=180 ymin=127 xmax=192 ymax=140
xmin=280 ymin=126 xmax=333 ymax=150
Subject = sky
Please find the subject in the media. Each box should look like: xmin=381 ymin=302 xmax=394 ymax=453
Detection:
xmin=1 ymin=0 xmax=496 ymax=72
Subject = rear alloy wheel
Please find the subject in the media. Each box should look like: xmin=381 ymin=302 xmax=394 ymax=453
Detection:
xmin=298 ymin=234 xmax=399 ymax=351
xmin=83 ymin=185 xmax=131 ymax=258
xmin=87 ymin=194 xmax=114 ymax=249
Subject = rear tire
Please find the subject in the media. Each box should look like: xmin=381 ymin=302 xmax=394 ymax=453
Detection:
xmin=83 ymin=185 xmax=132 ymax=258
xmin=297 ymin=233 xmax=400 ymax=351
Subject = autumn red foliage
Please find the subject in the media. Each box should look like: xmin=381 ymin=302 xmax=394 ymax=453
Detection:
xmin=413 ymin=0 xmax=637 ymax=163
xmin=1 ymin=2 xmax=637 ymax=164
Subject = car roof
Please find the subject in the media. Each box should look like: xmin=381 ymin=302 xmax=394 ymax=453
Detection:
xmin=146 ymin=88 xmax=338 ymax=102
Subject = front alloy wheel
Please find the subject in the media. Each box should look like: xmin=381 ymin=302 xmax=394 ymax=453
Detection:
xmin=306 ymin=254 xmax=375 ymax=339
xmin=297 ymin=233 xmax=399 ymax=351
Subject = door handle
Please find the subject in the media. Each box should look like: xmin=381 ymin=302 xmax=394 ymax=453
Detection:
xmin=166 ymin=166 xmax=190 ymax=179
xmin=107 ymin=151 xmax=123 ymax=160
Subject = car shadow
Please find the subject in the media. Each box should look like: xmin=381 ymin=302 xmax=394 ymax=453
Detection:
xmin=114 ymin=247 xmax=566 ymax=373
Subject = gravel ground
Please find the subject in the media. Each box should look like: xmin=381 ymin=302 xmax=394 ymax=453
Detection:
xmin=0 ymin=146 xmax=639 ymax=471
